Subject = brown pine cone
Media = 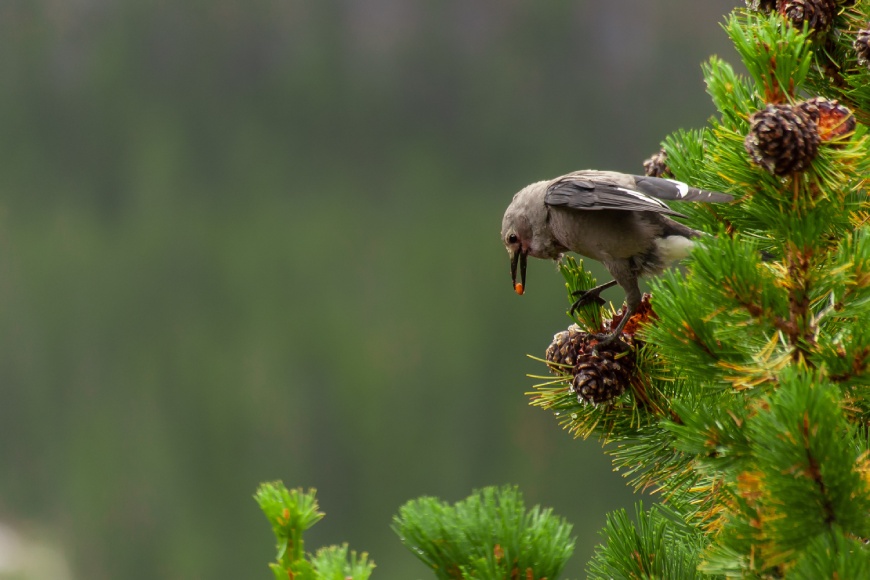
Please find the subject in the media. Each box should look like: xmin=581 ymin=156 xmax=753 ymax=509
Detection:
xmin=643 ymin=149 xmax=671 ymax=179
xmin=744 ymin=104 xmax=820 ymax=175
xmin=571 ymin=340 xmax=635 ymax=405
xmin=779 ymin=0 xmax=838 ymax=33
xmin=545 ymin=325 xmax=590 ymax=374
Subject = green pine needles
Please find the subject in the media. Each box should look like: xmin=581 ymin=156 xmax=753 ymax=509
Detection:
xmin=587 ymin=502 xmax=706 ymax=580
xmin=559 ymin=255 xmax=605 ymax=332
xmin=254 ymin=482 xmax=375 ymax=580
xmin=392 ymin=486 xmax=574 ymax=580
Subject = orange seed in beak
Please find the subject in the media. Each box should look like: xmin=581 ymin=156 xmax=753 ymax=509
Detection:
xmin=514 ymin=283 xmax=524 ymax=295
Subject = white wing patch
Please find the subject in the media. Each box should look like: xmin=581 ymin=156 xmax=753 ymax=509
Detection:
xmin=615 ymin=187 xmax=668 ymax=208
xmin=665 ymin=179 xmax=690 ymax=198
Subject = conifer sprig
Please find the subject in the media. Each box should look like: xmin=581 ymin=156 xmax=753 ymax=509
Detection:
xmin=254 ymin=482 xmax=375 ymax=580
xmin=392 ymin=486 xmax=574 ymax=580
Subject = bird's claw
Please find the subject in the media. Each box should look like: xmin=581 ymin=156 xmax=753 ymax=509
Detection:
xmin=592 ymin=331 xmax=623 ymax=345
xmin=569 ymin=288 xmax=606 ymax=314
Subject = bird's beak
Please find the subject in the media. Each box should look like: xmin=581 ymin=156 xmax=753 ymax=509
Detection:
xmin=510 ymin=249 xmax=527 ymax=295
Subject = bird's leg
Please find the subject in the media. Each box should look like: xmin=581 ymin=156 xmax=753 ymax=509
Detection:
xmin=594 ymin=303 xmax=635 ymax=346
xmin=594 ymin=276 xmax=642 ymax=347
xmin=569 ymin=279 xmax=618 ymax=314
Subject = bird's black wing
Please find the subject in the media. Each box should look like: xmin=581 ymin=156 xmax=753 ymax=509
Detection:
xmin=544 ymin=175 xmax=688 ymax=218
xmin=631 ymin=175 xmax=733 ymax=203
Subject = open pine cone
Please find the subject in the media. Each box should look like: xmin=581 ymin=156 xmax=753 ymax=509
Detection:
xmin=545 ymin=325 xmax=589 ymax=373
xmin=779 ymin=0 xmax=838 ymax=33
xmin=746 ymin=0 xmax=778 ymax=11
xmin=608 ymin=293 xmax=656 ymax=337
xmin=544 ymin=326 xmax=635 ymax=404
xmin=643 ymin=148 xmax=671 ymax=178
xmin=570 ymin=340 xmax=635 ymax=404
xmin=797 ymin=97 xmax=856 ymax=141
xmin=745 ymin=104 xmax=820 ymax=175
xmin=544 ymin=295 xmax=656 ymax=404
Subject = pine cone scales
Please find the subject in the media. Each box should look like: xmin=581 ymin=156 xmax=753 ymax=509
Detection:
xmin=643 ymin=149 xmax=671 ymax=178
xmin=545 ymin=325 xmax=636 ymax=405
xmin=571 ymin=345 xmax=633 ymax=404
xmin=779 ymin=0 xmax=838 ymax=33
xmin=745 ymin=104 xmax=820 ymax=175
xmin=745 ymin=0 xmax=778 ymax=11
xmin=545 ymin=325 xmax=588 ymax=372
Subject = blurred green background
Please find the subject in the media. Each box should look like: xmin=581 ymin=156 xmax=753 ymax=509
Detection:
xmin=0 ymin=1 xmax=740 ymax=578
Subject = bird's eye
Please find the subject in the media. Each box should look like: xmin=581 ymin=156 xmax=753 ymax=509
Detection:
xmin=507 ymin=233 xmax=518 ymax=244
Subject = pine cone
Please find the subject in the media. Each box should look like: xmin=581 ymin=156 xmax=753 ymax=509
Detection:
xmin=544 ymin=324 xmax=637 ymax=404
xmin=744 ymin=104 xmax=820 ymax=175
xmin=545 ymin=325 xmax=590 ymax=373
xmin=779 ymin=0 xmax=838 ymax=33
xmin=745 ymin=0 xmax=778 ymax=11
xmin=855 ymin=27 xmax=870 ymax=67
xmin=571 ymin=340 xmax=635 ymax=405
xmin=643 ymin=149 xmax=671 ymax=178
xmin=797 ymin=97 xmax=856 ymax=141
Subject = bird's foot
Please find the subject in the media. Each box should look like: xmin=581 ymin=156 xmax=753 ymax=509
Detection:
xmin=569 ymin=288 xmax=606 ymax=315
xmin=591 ymin=331 xmax=627 ymax=349
xmin=569 ymin=280 xmax=618 ymax=315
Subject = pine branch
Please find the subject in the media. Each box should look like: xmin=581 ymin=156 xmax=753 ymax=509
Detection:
xmin=392 ymin=486 xmax=574 ymax=580
xmin=587 ymin=503 xmax=708 ymax=580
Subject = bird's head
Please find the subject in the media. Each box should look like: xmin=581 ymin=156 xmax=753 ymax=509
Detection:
xmin=501 ymin=181 xmax=554 ymax=296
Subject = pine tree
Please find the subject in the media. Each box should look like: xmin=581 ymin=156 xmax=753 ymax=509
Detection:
xmin=530 ymin=2 xmax=870 ymax=577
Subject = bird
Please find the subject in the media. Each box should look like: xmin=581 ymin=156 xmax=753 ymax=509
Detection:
xmin=501 ymin=170 xmax=732 ymax=344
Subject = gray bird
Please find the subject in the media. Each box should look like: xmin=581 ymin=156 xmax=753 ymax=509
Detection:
xmin=501 ymin=170 xmax=732 ymax=344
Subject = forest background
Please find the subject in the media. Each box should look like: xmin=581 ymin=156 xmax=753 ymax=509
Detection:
xmin=0 ymin=1 xmax=741 ymax=578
